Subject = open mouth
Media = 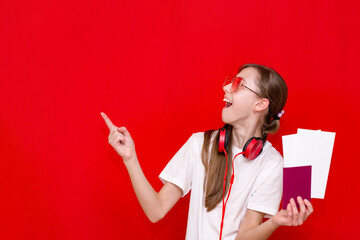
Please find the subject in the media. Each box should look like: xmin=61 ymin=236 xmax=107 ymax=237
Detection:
xmin=224 ymin=98 xmax=232 ymax=108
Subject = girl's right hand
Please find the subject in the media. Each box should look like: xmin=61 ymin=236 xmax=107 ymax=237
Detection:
xmin=100 ymin=112 xmax=136 ymax=162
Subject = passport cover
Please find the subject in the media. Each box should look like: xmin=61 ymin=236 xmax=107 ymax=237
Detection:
xmin=283 ymin=165 xmax=312 ymax=209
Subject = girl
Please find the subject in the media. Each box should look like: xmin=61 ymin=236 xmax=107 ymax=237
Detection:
xmin=101 ymin=63 xmax=313 ymax=240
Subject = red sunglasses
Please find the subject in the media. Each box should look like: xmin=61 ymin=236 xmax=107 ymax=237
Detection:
xmin=223 ymin=75 xmax=263 ymax=98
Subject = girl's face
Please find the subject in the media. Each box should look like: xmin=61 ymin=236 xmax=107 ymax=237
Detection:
xmin=221 ymin=67 xmax=262 ymax=125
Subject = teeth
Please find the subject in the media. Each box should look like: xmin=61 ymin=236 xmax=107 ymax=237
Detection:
xmin=223 ymin=98 xmax=232 ymax=103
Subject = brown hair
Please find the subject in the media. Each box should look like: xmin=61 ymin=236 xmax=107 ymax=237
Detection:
xmin=201 ymin=63 xmax=288 ymax=211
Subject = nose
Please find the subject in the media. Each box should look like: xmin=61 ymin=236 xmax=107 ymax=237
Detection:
xmin=223 ymin=83 xmax=231 ymax=93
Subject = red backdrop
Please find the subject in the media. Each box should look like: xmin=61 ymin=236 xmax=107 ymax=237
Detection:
xmin=1 ymin=0 xmax=359 ymax=239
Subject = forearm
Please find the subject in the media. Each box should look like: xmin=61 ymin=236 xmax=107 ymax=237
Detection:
xmin=124 ymin=156 xmax=163 ymax=223
xmin=235 ymin=217 xmax=279 ymax=240
xmin=101 ymin=113 xmax=176 ymax=223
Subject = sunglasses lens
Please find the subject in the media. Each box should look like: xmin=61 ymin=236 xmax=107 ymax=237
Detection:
xmin=230 ymin=77 xmax=241 ymax=93
xmin=223 ymin=75 xmax=233 ymax=87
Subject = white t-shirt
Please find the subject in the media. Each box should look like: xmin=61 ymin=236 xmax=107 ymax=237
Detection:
xmin=159 ymin=132 xmax=283 ymax=240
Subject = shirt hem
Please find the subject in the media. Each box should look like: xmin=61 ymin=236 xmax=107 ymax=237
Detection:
xmin=247 ymin=205 xmax=278 ymax=217
xmin=159 ymin=172 xmax=190 ymax=197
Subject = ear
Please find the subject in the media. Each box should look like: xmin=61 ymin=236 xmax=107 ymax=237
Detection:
xmin=253 ymin=98 xmax=269 ymax=112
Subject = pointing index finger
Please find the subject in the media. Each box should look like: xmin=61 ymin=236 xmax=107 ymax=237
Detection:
xmin=100 ymin=112 xmax=115 ymax=130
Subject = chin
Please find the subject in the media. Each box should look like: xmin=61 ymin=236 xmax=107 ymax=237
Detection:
xmin=222 ymin=110 xmax=246 ymax=126
xmin=221 ymin=110 xmax=231 ymax=124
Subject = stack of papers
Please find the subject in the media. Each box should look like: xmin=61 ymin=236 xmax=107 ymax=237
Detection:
xmin=282 ymin=129 xmax=336 ymax=208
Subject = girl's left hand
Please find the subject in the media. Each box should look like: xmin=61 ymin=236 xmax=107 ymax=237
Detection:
xmin=271 ymin=196 xmax=314 ymax=227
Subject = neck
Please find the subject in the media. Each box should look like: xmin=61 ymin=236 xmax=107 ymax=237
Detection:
xmin=231 ymin=117 xmax=263 ymax=149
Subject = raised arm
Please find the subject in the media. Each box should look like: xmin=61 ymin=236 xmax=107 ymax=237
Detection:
xmin=101 ymin=112 xmax=182 ymax=223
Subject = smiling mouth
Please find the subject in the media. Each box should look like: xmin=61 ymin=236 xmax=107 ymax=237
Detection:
xmin=224 ymin=98 xmax=232 ymax=108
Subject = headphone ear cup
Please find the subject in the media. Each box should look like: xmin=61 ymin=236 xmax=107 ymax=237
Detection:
xmin=218 ymin=128 xmax=226 ymax=152
xmin=224 ymin=127 xmax=230 ymax=151
xmin=218 ymin=125 xmax=231 ymax=153
xmin=243 ymin=137 xmax=264 ymax=160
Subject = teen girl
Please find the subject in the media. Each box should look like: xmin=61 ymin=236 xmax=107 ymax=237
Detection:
xmin=101 ymin=63 xmax=313 ymax=240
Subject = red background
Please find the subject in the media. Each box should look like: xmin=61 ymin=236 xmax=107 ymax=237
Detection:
xmin=1 ymin=0 xmax=359 ymax=239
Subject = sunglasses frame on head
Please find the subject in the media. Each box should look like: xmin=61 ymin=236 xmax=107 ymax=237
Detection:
xmin=223 ymin=75 xmax=264 ymax=98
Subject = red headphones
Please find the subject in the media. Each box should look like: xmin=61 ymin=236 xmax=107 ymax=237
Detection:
xmin=218 ymin=125 xmax=264 ymax=160
xmin=217 ymin=124 xmax=265 ymax=240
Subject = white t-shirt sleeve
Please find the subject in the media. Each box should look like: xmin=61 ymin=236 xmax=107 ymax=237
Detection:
xmin=247 ymin=158 xmax=284 ymax=217
xmin=159 ymin=134 xmax=196 ymax=197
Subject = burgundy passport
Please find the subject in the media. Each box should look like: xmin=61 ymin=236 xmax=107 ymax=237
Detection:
xmin=282 ymin=165 xmax=312 ymax=209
